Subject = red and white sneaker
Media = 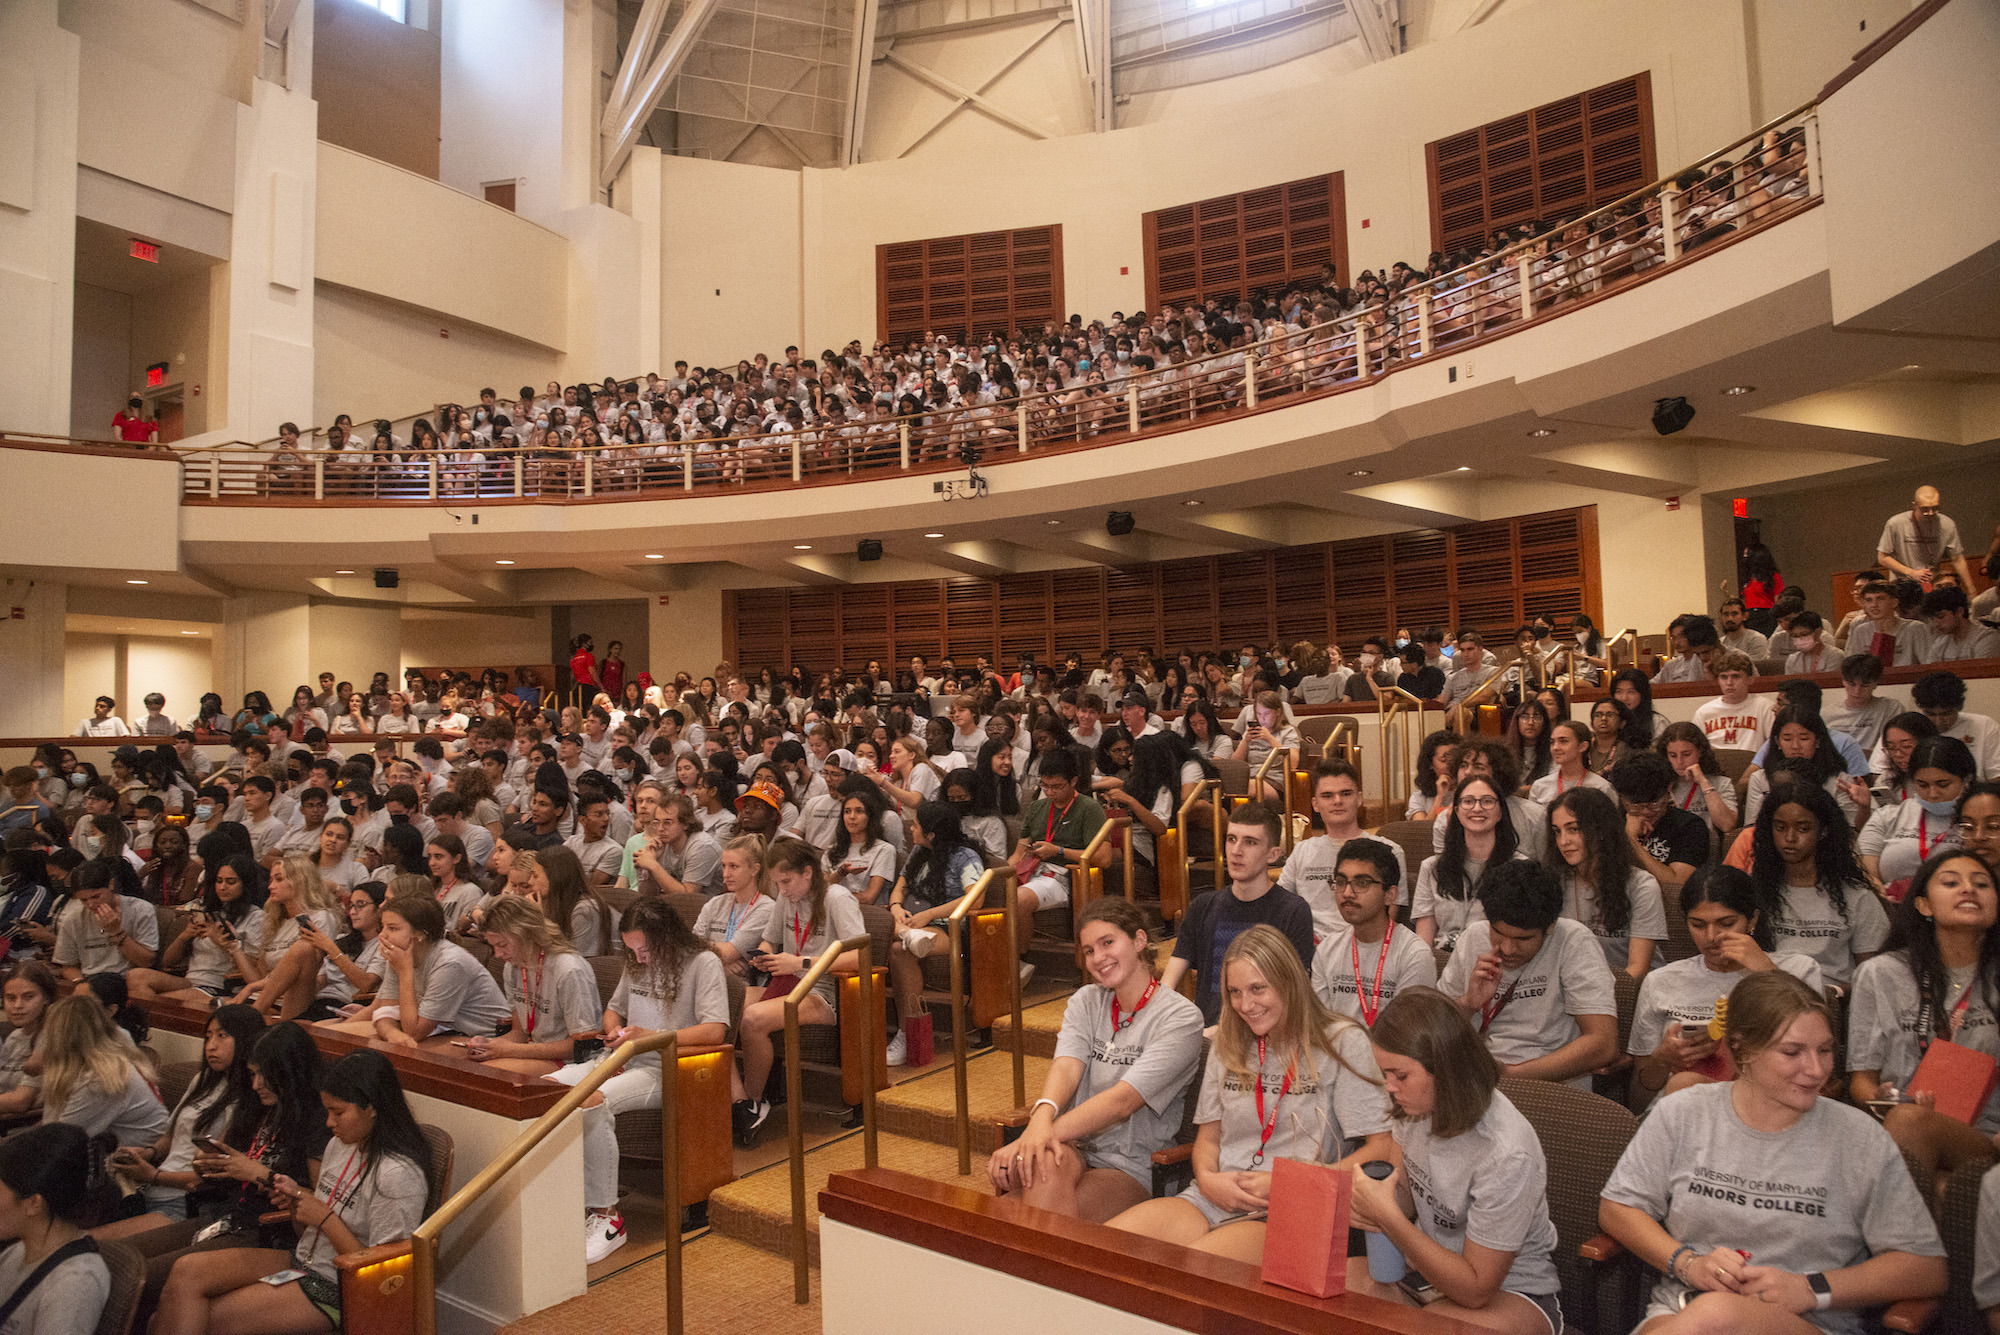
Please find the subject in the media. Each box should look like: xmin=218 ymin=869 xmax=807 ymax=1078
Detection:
xmin=584 ymin=1209 xmax=628 ymax=1265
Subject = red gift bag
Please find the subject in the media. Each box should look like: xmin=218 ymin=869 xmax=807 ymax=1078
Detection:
xmin=1909 ymin=1039 xmax=2000 ymax=1126
xmin=902 ymin=1012 xmax=934 ymax=1067
xmin=1260 ymin=1158 xmax=1353 ymax=1299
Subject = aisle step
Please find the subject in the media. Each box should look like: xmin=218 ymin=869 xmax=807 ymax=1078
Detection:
xmin=874 ymin=1053 xmax=1053 ymax=1153
xmin=500 ymin=1231 xmax=821 ymax=1335
xmin=988 ymin=997 xmax=1068 ymax=1060
xmin=707 ymin=1130 xmax=993 ymax=1265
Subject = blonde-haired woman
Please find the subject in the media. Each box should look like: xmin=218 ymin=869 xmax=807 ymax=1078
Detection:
xmin=694 ymin=833 xmax=773 ymax=988
xmin=1602 ymin=969 xmax=1946 ymax=1333
xmin=1107 ymin=924 xmax=1393 ymax=1260
xmin=237 ymin=854 xmax=344 ymax=1018
xmin=466 ymin=896 xmax=602 ymax=1075
xmin=38 ymin=994 xmax=167 ymax=1150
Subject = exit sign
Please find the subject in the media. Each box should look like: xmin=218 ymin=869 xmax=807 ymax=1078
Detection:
xmin=146 ymin=362 xmax=168 ymax=387
xmin=1733 ymin=498 xmax=1749 ymax=517
xmin=129 ymin=238 xmax=159 ymax=263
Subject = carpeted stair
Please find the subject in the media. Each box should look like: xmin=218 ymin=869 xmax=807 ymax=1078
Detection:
xmin=987 ymin=997 xmax=1067 ymax=1060
xmin=871 ymin=1052 xmax=1053 ymax=1156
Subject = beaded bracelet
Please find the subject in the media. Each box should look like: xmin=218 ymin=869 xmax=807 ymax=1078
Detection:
xmin=1665 ymin=1245 xmax=1694 ymax=1283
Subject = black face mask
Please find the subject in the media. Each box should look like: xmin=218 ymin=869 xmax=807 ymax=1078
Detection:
xmin=389 ymin=813 xmax=411 ymax=826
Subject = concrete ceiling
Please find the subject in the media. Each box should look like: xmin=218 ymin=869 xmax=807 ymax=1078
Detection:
xmin=72 ymin=217 xmax=220 ymax=297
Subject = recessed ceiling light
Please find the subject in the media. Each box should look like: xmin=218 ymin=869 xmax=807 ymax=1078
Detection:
xmin=924 ymin=532 xmax=945 ymax=539
xmin=180 ymin=630 xmax=198 ymax=635
xmin=1527 ymin=428 xmax=1554 ymax=438
xmin=1457 ymin=466 xmax=1472 ymax=472
xmin=495 ymin=559 xmax=515 ymax=565
xmin=643 ymin=553 xmax=664 ymax=560
xmin=1348 ymin=469 xmax=1373 ymax=477
xmin=335 ymin=569 xmax=355 ymax=575
xmin=1722 ymin=385 xmax=1756 ymax=395
xmin=1045 ymin=519 xmax=1063 ymax=526
xmin=1182 ymin=499 xmax=1203 ymax=507
xmin=792 ymin=544 xmax=813 ymax=550
xmin=126 ymin=579 xmax=147 ymax=585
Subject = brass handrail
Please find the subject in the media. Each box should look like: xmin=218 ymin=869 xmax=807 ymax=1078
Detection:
xmin=783 ymin=932 xmax=878 ymax=1304
xmin=410 ymin=1034 xmax=722 ymax=1335
xmin=1370 ymin=680 xmax=1443 ymax=816
xmin=1073 ymin=814 xmax=1132 ymax=925
xmin=1605 ymin=628 xmax=1640 ymax=676
xmin=1447 ymin=662 xmax=1509 ymax=732
xmin=945 ymin=865 xmax=1023 ymax=1174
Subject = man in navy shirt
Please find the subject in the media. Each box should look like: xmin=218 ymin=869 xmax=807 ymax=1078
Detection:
xmin=1160 ymin=801 xmax=1315 ymax=1026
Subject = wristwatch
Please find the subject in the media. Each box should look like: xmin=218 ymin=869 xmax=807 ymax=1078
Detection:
xmin=1807 ymin=1272 xmax=1832 ymax=1310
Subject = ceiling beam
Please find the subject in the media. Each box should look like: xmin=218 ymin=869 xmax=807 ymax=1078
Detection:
xmin=601 ymin=0 xmax=722 ymax=188
xmin=842 ymin=0 xmax=878 ymax=164
xmin=882 ymin=21 xmax=1061 ymax=156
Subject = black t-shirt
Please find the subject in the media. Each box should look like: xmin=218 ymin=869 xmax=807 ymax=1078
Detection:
xmin=1171 ymin=887 xmax=1317 ymax=1025
xmin=1643 ymin=806 xmax=1708 ymax=870
xmin=1403 ymin=666 xmax=1446 ymax=701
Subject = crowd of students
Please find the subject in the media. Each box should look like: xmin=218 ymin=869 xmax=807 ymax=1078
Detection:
xmin=9 ymin=589 xmax=2000 ymax=1329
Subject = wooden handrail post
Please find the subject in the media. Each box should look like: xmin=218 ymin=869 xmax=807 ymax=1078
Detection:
xmin=1517 ymin=255 xmax=1535 ymax=321
xmin=899 ymin=418 xmax=911 ymax=468
xmin=513 ymin=452 xmax=523 ymax=497
xmin=313 ymin=455 xmax=324 ymax=500
xmin=1017 ymin=402 xmax=1030 ymax=453
xmin=1660 ymin=188 xmax=1679 ymax=263
xmin=1243 ymin=350 xmax=1258 ymax=409
xmin=1127 ymin=385 xmax=1140 ymax=433
xmin=1354 ymin=324 xmax=1369 ymax=380
xmin=682 ymin=442 xmax=693 ymax=490
xmin=791 ymin=437 xmax=802 ymax=482
xmin=209 ymin=455 xmax=219 ymax=498
xmin=1417 ymin=292 xmax=1434 ymax=357
xmin=428 ymin=457 xmax=439 ymax=500
xmin=583 ymin=451 xmax=594 ymax=497
xmin=1804 ymin=112 xmax=1823 ymax=198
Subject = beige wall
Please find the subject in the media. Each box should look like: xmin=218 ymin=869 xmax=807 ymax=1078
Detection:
xmin=400 ymin=607 xmax=554 ymax=676
xmin=658 ymin=155 xmax=802 ymax=367
xmin=65 ymin=632 xmax=214 ymax=730
xmin=313 ymin=282 xmax=562 ymax=432
xmin=313 ymin=0 xmax=442 ymax=179
xmin=0 ymin=2 xmax=82 ymax=438
xmin=648 ymin=587 xmax=724 ymax=685
xmin=70 ymin=280 xmax=131 ymax=439
xmin=306 ymin=602 xmax=403 ymax=694
xmin=0 ymin=449 xmax=182 ymax=572
xmin=130 ymin=270 xmax=214 ymax=436
xmin=315 ymin=143 xmax=568 ymax=357
xmin=1743 ymin=0 xmax=1909 ymax=123
xmin=795 ymin=0 xmax=1761 ymax=351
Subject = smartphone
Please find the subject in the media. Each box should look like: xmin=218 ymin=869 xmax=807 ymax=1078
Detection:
xmin=1396 ymin=1271 xmax=1445 ymax=1306
xmin=1680 ymin=1023 xmax=1710 ymax=1042
xmin=194 ymin=1135 xmax=226 ymax=1154
xmin=260 ymin=1269 xmax=308 ymax=1287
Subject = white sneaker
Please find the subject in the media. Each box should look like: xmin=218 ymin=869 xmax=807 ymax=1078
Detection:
xmin=1019 ymin=962 xmax=1037 ymax=987
xmin=885 ymin=1030 xmax=908 ymax=1066
xmin=902 ymin=927 xmax=937 ymax=959
xmin=584 ymin=1209 xmax=628 ymax=1265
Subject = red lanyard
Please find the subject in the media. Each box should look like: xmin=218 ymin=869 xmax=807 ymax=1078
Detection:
xmin=1556 ymin=769 xmax=1571 ymax=794
xmin=1917 ymin=811 xmax=1947 ymax=861
xmin=1110 ymin=978 xmax=1159 ymax=1037
xmin=522 ymin=954 xmax=544 ymax=1038
xmin=1680 ymin=780 xmax=1702 ymax=811
xmin=298 ymin=1145 xmax=365 ymax=1260
xmin=1947 ymin=984 xmax=1975 ymax=1039
xmin=1250 ymin=1037 xmax=1296 ymax=1167
xmin=1479 ymin=978 xmax=1519 ymax=1033
xmin=1351 ymin=924 xmax=1395 ymax=1026
xmin=791 ymin=908 xmax=810 ymax=953
xmin=1044 ymin=796 xmax=1077 ymax=844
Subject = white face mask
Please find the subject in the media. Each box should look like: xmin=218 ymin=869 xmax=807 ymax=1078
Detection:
xmin=194 ymin=802 xmax=214 ymax=821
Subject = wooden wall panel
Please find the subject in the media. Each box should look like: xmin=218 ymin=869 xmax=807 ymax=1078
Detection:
xmin=877 ymin=225 xmax=1065 ymax=346
xmin=1144 ymin=173 xmax=1349 ymax=310
xmin=723 ymin=507 xmax=1600 ymax=672
xmin=1426 ymin=74 xmax=1656 ymax=254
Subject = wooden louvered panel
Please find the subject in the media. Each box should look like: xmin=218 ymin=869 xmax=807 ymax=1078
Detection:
xmin=723 ymin=508 xmax=1600 ymax=679
xmin=1426 ymin=73 xmax=1655 ymax=254
xmin=876 ymin=225 xmax=1066 ymax=345
xmin=1143 ymin=173 xmax=1349 ymax=312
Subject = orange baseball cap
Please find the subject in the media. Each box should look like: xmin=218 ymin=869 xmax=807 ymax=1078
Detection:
xmin=737 ymin=777 xmax=784 ymax=812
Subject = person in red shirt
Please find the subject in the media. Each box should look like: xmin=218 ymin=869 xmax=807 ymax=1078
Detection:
xmin=568 ymin=634 xmax=598 ymax=709
xmin=111 ymin=396 xmax=158 ymax=444
xmin=599 ymin=641 xmax=626 ymax=702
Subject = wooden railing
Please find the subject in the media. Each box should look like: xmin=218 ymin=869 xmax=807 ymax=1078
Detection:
xmin=27 ymin=102 xmax=1817 ymax=508
xmin=944 ymin=866 xmax=1025 ymax=1174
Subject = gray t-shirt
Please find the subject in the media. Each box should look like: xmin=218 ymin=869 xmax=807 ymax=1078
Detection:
xmin=1051 ymin=983 xmax=1204 ymax=1187
xmin=0 ymin=1029 xmax=38 ymax=1094
xmin=1439 ymin=919 xmax=1617 ymax=1088
xmin=1878 ymin=509 xmax=1962 ymax=570
xmin=317 ymin=934 xmax=385 ymax=1003
xmin=1410 ymin=851 xmax=1531 ymax=950
xmin=826 ymin=839 xmax=898 ymax=898
xmin=1394 ymin=1091 xmax=1561 ymax=1298
xmin=1857 ymin=802 xmax=1960 ymax=886
xmin=1627 ymin=952 xmax=1825 ymax=1057
xmin=1602 ymin=1083 xmax=1943 ymax=1334
xmin=184 ymin=908 xmax=269 ymax=992
xmin=1849 ymin=954 xmax=2000 ymax=1135
xmin=0 ymin=1242 xmax=110 ymax=1335
xmin=566 ymin=834 xmax=626 ymax=883
xmin=377 ymin=939 xmax=512 ymax=1035
xmin=1974 ymin=1165 xmax=2000 ymax=1310
xmin=503 ymin=950 xmax=603 ymax=1044
xmin=295 ymin=1142 xmax=428 ymax=1282
xmin=608 ymin=949 xmax=730 ymax=1069
xmin=1309 ymin=924 xmax=1437 ymax=1026
xmin=1561 ymin=868 xmax=1668 ymax=973
xmin=697 ymin=894 xmax=772 ymax=952
xmin=1429 ymin=798 xmax=1548 ymax=862
xmin=52 ymin=895 xmax=160 ymax=975
xmin=1844 ymin=616 xmax=1927 ymax=667
xmin=1769 ymin=881 xmax=1890 ymax=989
xmin=1277 ymin=835 xmax=1409 ymax=941
xmin=755 ymin=888 xmax=867 ymax=1005
xmin=1823 ymin=695 xmax=1899 ymax=755
xmin=1193 ymin=1021 xmax=1389 ymax=1179
xmin=46 ymin=1067 xmax=168 ymax=1148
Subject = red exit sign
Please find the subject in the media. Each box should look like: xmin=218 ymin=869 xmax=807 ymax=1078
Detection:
xmin=130 ymin=238 xmax=159 ymax=263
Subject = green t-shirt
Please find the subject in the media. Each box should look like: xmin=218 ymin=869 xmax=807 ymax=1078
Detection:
xmin=1021 ymin=792 xmax=1107 ymax=853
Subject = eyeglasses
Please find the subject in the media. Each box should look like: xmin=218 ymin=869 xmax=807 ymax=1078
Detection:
xmin=1331 ymin=875 xmax=1384 ymax=892
xmin=1459 ymin=796 xmax=1500 ymax=811
xmin=1956 ymin=821 xmax=2000 ymax=839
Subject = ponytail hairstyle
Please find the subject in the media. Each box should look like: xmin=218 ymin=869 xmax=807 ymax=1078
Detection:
xmin=0 ymin=1123 xmax=101 ymax=1226
xmin=480 ymin=893 xmax=576 ymax=958
xmin=619 ymin=896 xmax=707 ymax=1004
xmin=82 ymin=971 xmax=148 ymax=1046
xmin=337 ymin=880 xmax=389 ymax=957
xmin=1722 ymin=969 xmax=1834 ymax=1070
